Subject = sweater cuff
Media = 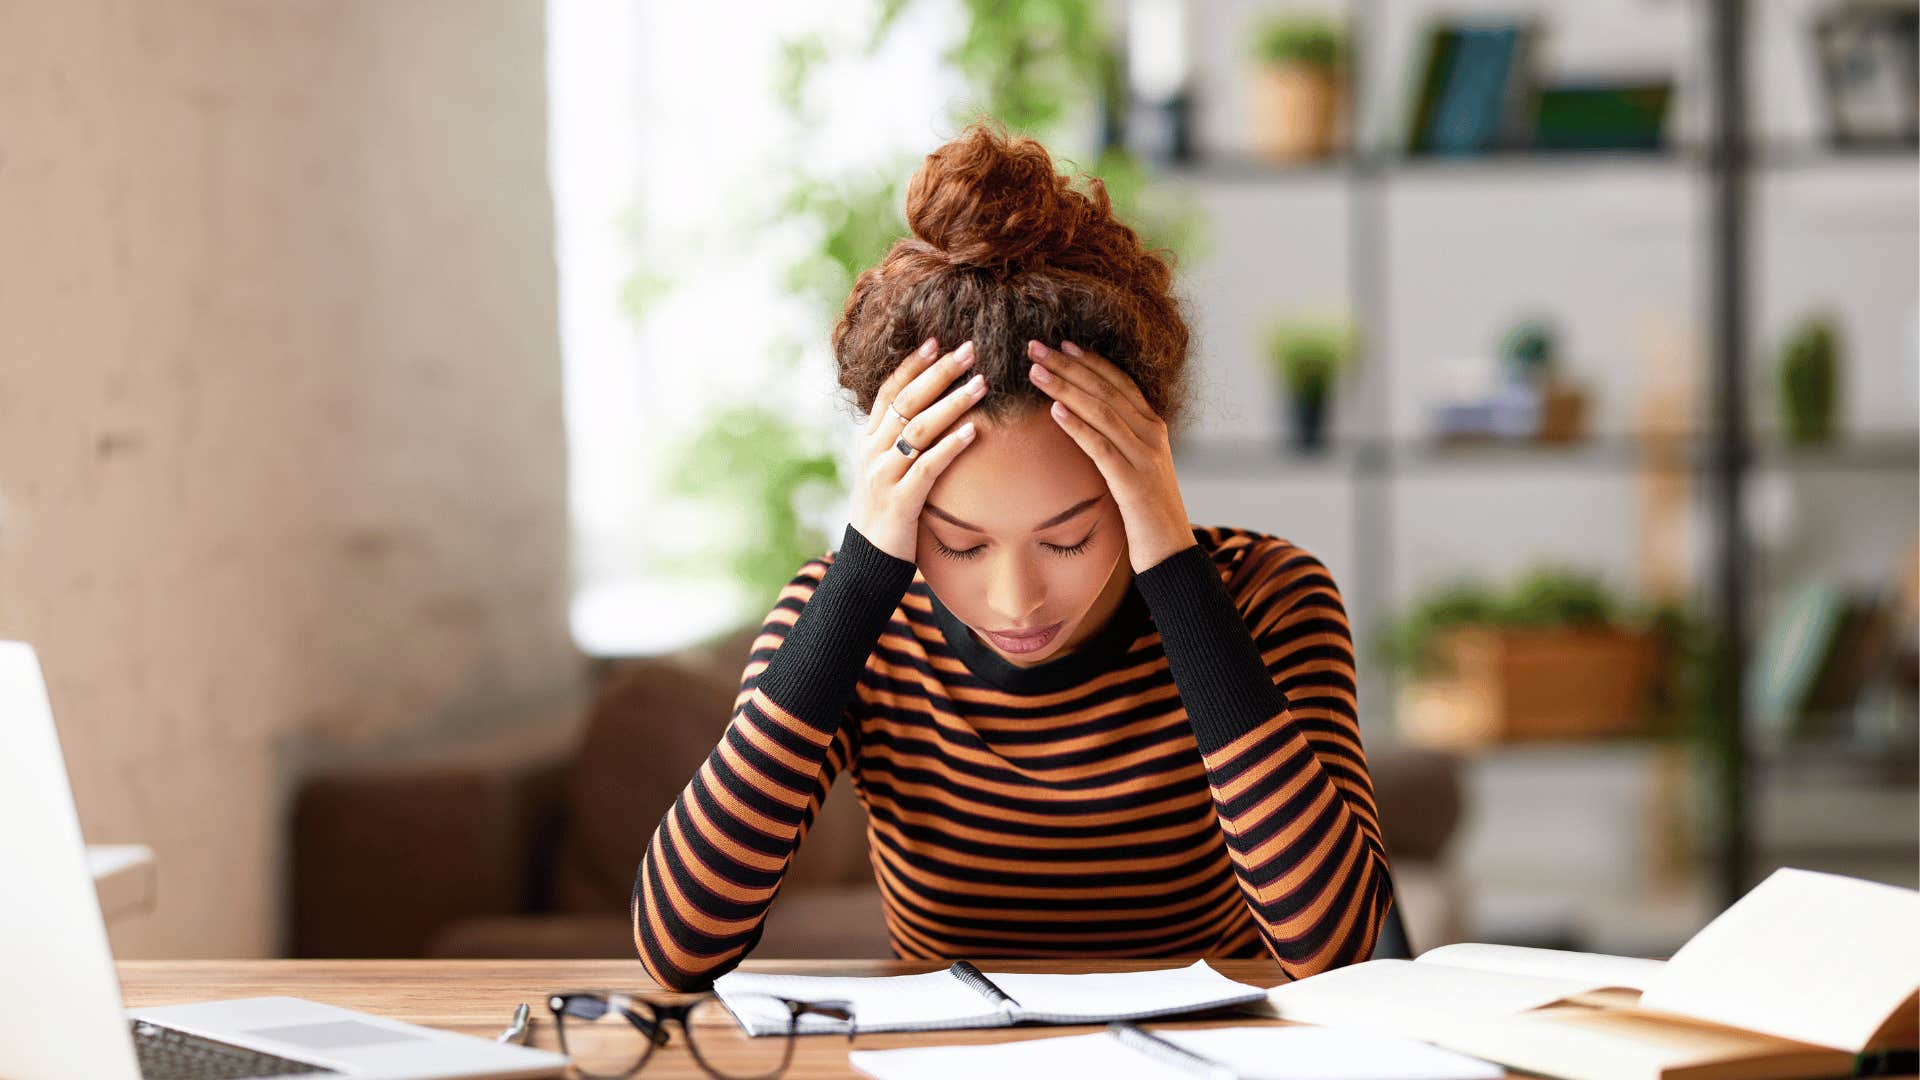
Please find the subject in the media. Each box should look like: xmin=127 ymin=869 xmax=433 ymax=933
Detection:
xmin=1133 ymin=543 xmax=1291 ymax=756
xmin=752 ymin=522 xmax=917 ymax=734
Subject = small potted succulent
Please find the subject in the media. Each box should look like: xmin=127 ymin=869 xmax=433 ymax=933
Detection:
xmin=1264 ymin=318 xmax=1351 ymax=451
xmin=1777 ymin=315 xmax=1841 ymax=445
xmin=1248 ymin=14 xmax=1348 ymax=161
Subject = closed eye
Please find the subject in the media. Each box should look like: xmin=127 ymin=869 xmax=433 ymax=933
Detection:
xmin=932 ymin=525 xmax=1098 ymax=562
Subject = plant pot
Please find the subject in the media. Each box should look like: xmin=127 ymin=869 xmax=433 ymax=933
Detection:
xmin=1250 ymin=63 xmax=1341 ymax=161
xmin=1535 ymin=381 xmax=1588 ymax=443
xmin=1288 ymin=390 xmax=1329 ymax=451
xmin=1398 ymin=625 xmax=1664 ymax=750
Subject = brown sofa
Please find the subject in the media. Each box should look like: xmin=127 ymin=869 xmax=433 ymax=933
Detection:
xmin=291 ymin=626 xmax=1465 ymax=960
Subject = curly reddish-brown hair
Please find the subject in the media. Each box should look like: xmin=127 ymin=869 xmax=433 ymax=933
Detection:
xmin=831 ymin=120 xmax=1193 ymax=431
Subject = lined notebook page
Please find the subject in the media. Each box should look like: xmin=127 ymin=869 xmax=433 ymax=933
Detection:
xmin=990 ymin=960 xmax=1267 ymax=1020
xmin=713 ymin=969 xmax=1005 ymax=1035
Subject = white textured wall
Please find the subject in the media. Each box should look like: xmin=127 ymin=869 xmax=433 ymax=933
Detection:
xmin=0 ymin=1 xmax=579 ymax=957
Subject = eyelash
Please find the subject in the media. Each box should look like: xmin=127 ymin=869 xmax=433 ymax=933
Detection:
xmin=933 ymin=526 xmax=1098 ymax=562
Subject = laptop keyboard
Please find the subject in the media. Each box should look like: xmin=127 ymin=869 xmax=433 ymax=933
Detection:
xmin=132 ymin=1020 xmax=339 ymax=1079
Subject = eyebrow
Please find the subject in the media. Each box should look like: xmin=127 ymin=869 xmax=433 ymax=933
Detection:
xmin=923 ymin=495 xmax=1104 ymax=534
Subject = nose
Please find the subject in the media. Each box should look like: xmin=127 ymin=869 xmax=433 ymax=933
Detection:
xmin=985 ymin=553 xmax=1047 ymax=626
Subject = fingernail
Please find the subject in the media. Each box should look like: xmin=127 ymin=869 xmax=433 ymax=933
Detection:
xmin=1027 ymin=340 xmax=1046 ymax=358
xmin=1029 ymin=363 xmax=1050 ymax=383
xmin=957 ymin=341 xmax=976 ymax=363
xmin=920 ymin=337 xmax=938 ymax=358
xmin=1061 ymin=340 xmax=1083 ymax=357
xmin=960 ymin=421 xmax=976 ymax=439
xmin=968 ymin=373 xmax=985 ymax=392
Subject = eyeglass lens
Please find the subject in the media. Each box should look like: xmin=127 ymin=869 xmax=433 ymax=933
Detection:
xmin=551 ymin=991 xmax=806 ymax=1080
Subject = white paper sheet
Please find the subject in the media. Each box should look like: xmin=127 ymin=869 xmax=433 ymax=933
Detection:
xmin=990 ymin=959 xmax=1266 ymax=1020
xmin=848 ymin=1025 xmax=1506 ymax=1080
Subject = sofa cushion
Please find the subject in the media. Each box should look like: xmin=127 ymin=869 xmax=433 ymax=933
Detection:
xmin=552 ymin=624 xmax=878 ymax=915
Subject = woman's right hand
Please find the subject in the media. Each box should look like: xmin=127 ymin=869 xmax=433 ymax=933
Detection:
xmin=851 ymin=337 xmax=987 ymax=562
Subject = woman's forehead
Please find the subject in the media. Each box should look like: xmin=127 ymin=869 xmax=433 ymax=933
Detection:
xmin=924 ymin=409 xmax=1106 ymax=532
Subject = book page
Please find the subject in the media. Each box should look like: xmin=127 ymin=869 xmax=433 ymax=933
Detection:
xmin=1427 ymin=1005 xmax=1852 ymax=1080
xmin=849 ymin=1025 xmax=1506 ymax=1080
xmin=712 ymin=968 xmax=1004 ymax=1035
xmin=1637 ymin=867 xmax=1920 ymax=1052
xmin=1418 ymin=942 xmax=1666 ymax=991
xmin=986 ymin=959 xmax=1266 ymax=1021
xmin=1258 ymin=958 xmax=1618 ymax=1027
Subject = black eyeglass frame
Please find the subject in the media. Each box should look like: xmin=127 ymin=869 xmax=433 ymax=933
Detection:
xmin=545 ymin=989 xmax=854 ymax=1080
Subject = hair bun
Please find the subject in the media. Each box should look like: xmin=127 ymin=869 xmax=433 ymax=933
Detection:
xmin=905 ymin=121 xmax=1094 ymax=272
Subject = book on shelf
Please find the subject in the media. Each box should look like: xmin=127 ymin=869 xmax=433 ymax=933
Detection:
xmin=1406 ymin=19 xmax=1539 ymax=156
xmin=1254 ymin=867 xmax=1918 ymax=1080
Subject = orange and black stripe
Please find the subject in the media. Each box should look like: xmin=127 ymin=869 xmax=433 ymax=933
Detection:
xmin=632 ymin=522 xmax=1392 ymax=990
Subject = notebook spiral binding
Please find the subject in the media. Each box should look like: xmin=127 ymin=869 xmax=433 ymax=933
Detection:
xmin=948 ymin=960 xmax=1022 ymax=1009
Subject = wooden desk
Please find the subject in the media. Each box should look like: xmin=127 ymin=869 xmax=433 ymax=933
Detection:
xmin=119 ymin=958 xmax=1330 ymax=1079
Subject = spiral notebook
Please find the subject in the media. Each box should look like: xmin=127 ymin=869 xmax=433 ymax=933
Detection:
xmin=712 ymin=959 xmax=1268 ymax=1036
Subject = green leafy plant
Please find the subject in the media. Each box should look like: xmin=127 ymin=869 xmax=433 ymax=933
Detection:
xmin=1777 ymin=314 xmax=1840 ymax=445
xmin=1372 ymin=566 xmax=1723 ymax=742
xmin=1498 ymin=317 xmax=1557 ymax=384
xmin=1376 ymin=566 xmax=1625 ymax=678
xmin=661 ymin=402 xmax=843 ymax=596
xmin=1250 ymin=14 xmax=1347 ymax=70
xmin=1263 ymin=319 xmax=1352 ymax=401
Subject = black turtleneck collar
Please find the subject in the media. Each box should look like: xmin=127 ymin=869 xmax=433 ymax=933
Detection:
xmin=924 ymin=576 xmax=1155 ymax=694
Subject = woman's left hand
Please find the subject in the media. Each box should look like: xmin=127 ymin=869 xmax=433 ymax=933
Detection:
xmin=1027 ymin=339 xmax=1196 ymax=574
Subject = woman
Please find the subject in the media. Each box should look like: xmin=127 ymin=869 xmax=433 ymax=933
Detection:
xmin=632 ymin=121 xmax=1392 ymax=991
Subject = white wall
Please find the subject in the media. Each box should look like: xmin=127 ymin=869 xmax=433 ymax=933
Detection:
xmin=0 ymin=0 xmax=580 ymax=958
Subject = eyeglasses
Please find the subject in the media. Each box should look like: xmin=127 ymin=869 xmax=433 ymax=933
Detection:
xmin=546 ymin=989 xmax=854 ymax=1080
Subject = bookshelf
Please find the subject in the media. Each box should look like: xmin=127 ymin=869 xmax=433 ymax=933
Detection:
xmin=1156 ymin=0 xmax=1917 ymax=912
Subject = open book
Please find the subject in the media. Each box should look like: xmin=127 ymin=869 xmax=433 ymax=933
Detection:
xmin=713 ymin=959 xmax=1267 ymax=1036
xmin=1255 ymin=868 xmax=1919 ymax=1080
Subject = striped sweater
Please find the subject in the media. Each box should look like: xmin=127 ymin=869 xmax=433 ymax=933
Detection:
xmin=631 ymin=522 xmax=1393 ymax=990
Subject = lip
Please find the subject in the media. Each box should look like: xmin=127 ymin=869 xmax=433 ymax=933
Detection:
xmin=982 ymin=621 xmax=1064 ymax=654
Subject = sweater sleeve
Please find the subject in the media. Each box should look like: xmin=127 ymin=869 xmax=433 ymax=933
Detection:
xmin=1132 ymin=538 xmax=1393 ymax=980
xmin=631 ymin=523 xmax=916 ymax=990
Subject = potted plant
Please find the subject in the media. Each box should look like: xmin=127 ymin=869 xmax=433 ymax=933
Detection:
xmin=1248 ymin=14 xmax=1347 ymax=162
xmin=1777 ymin=315 xmax=1841 ymax=445
xmin=1376 ymin=566 xmax=1677 ymax=750
xmin=1264 ymin=318 xmax=1351 ymax=451
xmin=1497 ymin=316 xmax=1588 ymax=443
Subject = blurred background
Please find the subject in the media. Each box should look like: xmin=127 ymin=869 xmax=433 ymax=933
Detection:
xmin=1 ymin=0 xmax=1914 ymax=963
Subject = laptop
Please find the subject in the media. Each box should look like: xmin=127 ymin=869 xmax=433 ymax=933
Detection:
xmin=0 ymin=641 xmax=571 ymax=1080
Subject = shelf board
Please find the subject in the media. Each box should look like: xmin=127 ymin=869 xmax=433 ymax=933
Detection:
xmin=1172 ymin=433 xmax=1919 ymax=476
xmin=1150 ymin=140 xmax=1917 ymax=185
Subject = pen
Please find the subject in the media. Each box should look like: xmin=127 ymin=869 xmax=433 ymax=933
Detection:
xmin=1106 ymin=1022 xmax=1237 ymax=1080
xmin=496 ymin=1002 xmax=530 ymax=1045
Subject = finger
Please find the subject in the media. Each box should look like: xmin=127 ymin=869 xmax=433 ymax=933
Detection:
xmin=867 ymin=337 xmax=941 ymax=436
xmin=1046 ymin=399 xmax=1132 ymax=475
xmin=1028 ymin=360 xmax=1151 ymax=465
xmin=898 ymin=419 xmax=979 ymax=498
xmin=900 ymin=371 xmax=987 ymax=451
xmin=1027 ymin=342 xmax=1157 ymax=444
xmin=1057 ymin=339 xmax=1156 ymax=416
xmin=889 ymin=339 xmax=977 ymax=425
